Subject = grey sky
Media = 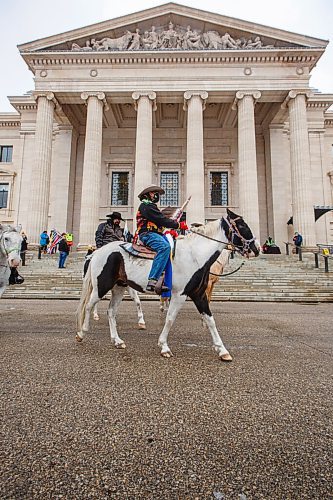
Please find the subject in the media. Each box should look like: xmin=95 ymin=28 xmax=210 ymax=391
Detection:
xmin=0 ymin=0 xmax=332 ymax=112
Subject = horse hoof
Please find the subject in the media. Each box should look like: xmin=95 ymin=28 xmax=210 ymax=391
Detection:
xmin=161 ymin=351 xmax=173 ymax=358
xmin=116 ymin=342 xmax=126 ymax=349
xmin=220 ymin=353 xmax=233 ymax=362
xmin=76 ymin=334 xmax=83 ymax=343
xmin=138 ymin=323 xmax=146 ymax=330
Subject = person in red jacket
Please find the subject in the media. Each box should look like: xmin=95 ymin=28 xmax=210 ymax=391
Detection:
xmin=136 ymin=185 xmax=188 ymax=292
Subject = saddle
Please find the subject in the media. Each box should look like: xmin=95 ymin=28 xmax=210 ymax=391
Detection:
xmin=120 ymin=241 xmax=156 ymax=260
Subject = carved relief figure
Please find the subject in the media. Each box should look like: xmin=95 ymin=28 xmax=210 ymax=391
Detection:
xmin=202 ymin=31 xmax=222 ymax=49
xmin=160 ymin=22 xmax=178 ymax=48
xmin=128 ymin=29 xmax=141 ymax=50
xmin=70 ymin=24 xmax=276 ymax=52
xmin=182 ymin=25 xmax=203 ymax=49
xmin=220 ymin=32 xmax=238 ymax=49
xmin=71 ymin=40 xmax=92 ymax=51
xmin=142 ymin=26 xmax=160 ymax=50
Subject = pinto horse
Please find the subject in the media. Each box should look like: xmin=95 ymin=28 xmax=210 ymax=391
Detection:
xmin=0 ymin=224 xmax=22 ymax=298
xmin=76 ymin=209 xmax=260 ymax=361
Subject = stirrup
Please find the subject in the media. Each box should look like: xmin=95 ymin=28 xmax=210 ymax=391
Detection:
xmin=146 ymin=279 xmax=157 ymax=292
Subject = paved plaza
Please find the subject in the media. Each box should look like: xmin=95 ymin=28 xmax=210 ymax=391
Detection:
xmin=1 ymin=299 xmax=332 ymax=499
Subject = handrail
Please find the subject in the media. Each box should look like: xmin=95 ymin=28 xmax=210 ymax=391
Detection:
xmin=283 ymin=241 xmax=332 ymax=273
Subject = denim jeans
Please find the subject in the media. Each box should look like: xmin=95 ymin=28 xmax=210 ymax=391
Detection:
xmin=140 ymin=232 xmax=170 ymax=281
xmin=58 ymin=251 xmax=68 ymax=268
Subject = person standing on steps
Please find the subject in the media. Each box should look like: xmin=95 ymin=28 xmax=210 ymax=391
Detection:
xmin=293 ymin=232 xmax=303 ymax=254
xmin=20 ymin=231 xmax=28 ymax=266
xmin=38 ymin=230 xmax=49 ymax=259
xmin=58 ymin=233 xmax=70 ymax=269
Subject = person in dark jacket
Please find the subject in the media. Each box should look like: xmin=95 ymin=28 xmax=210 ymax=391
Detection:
xmin=58 ymin=233 xmax=70 ymax=269
xmin=136 ymin=185 xmax=188 ymax=292
xmin=20 ymin=232 xmax=28 ymax=266
xmin=95 ymin=212 xmax=124 ymax=248
xmin=293 ymin=232 xmax=303 ymax=254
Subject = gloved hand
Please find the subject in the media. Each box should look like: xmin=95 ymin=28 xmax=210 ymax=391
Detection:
xmin=179 ymin=221 xmax=188 ymax=231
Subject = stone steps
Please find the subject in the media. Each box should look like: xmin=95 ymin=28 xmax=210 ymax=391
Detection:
xmin=3 ymin=253 xmax=332 ymax=302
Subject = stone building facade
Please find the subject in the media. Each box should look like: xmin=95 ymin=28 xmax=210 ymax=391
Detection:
xmin=0 ymin=2 xmax=332 ymax=247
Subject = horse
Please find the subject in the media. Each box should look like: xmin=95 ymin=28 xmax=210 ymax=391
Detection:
xmin=83 ymin=251 xmax=146 ymax=329
xmin=0 ymin=224 xmax=22 ymax=298
xmin=91 ymin=286 xmax=146 ymax=329
xmin=76 ymin=209 xmax=259 ymax=361
xmin=98 ymin=32 xmax=133 ymax=51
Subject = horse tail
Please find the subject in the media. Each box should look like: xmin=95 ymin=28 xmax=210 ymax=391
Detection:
xmin=76 ymin=260 xmax=93 ymax=332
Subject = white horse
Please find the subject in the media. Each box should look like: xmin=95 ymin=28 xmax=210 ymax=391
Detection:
xmin=76 ymin=209 xmax=260 ymax=361
xmin=0 ymin=224 xmax=22 ymax=298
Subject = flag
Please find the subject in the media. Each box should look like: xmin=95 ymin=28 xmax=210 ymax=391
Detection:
xmin=47 ymin=229 xmax=62 ymax=254
xmin=123 ymin=220 xmax=129 ymax=242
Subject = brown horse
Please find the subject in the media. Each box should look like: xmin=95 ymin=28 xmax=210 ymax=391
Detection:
xmin=206 ymin=249 xmax=231 ymax=302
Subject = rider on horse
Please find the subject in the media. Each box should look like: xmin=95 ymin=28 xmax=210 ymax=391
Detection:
xmin=136 ymin=185 xmax=188 ymax=293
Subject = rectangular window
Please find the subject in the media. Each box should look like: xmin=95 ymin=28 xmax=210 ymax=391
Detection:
xmin=210 ymin=172 xmax=228 ymax=206
xmin=0 ymin=146 xmax=13 ymax=162
xmin=160 ymin=172 xmax=179 ymax=207
xmin=0 ymin=183 xmax=9 ymax=208
xmin=111 ymin=172 xmax=129 ymax=205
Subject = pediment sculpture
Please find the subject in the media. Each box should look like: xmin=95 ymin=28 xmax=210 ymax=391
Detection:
xmin=71 ymin=22 xmax=275 ymax=52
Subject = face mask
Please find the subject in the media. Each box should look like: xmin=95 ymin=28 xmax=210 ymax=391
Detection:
xmin=152 ymin=192 xmax=160 ymax=203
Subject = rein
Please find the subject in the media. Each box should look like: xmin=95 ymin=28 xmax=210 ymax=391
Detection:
xmin=190 ymin=216 xmax=255 ymax=257
xmin=189 ymin=229 xmax=235 ymax=250
xmin=209 ymin=261 xmax=244 ymax=277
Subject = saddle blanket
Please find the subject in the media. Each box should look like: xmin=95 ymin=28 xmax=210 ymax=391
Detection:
xmin=120 ymin=242 xmax=155 ymax=260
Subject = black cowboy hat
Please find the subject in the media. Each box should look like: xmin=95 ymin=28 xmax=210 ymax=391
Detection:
xmin=138 ymin=185 xmax=165 ymax=198
xmin=106 ymin=211 xmax=124 ymax=220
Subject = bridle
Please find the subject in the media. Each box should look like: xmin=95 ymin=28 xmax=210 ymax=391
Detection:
xmin=0 ymin=231 xmax=21 ymax=267
xmin=190 ymin=216 xmax=256 ymax=257
xmin=222 ymin=216 xmax=256 ymax=257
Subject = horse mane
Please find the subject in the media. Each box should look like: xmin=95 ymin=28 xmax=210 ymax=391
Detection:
xmin=187 ymin=219 xmax=221 ymax=239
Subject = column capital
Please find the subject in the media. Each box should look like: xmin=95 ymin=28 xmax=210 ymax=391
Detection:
xmin=81 ymin=92 xmax=109 ymax=111
xmin=281 ymin=89 xmax=312 ymax=109
xmin=33 ymin=91 xmax=58 ymax=109
xmin=132 ymin=91 xmax=157 ymax=111
xmin=183 ymin=91 xmax=208 ymax=110
xmin=231 ymin=90 xmax=261 ymax=110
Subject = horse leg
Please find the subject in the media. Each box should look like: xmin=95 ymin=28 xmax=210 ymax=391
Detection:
xmin=158 ymin=294 xmax=187 ymax=358
xmin=192 ymin=295 xmax=232 ymax=362
xmin=128 ymin=287 xmax=146 ymax=329
xmin=76 ymin=289 xmax=100 ymax=342
xmin=159 ymin=297 xmax=169 ymax=312
xmin=93 ymin=303 xmax=100 ymax=321
xmin=107 ymin=286 xmax=126 ymax=348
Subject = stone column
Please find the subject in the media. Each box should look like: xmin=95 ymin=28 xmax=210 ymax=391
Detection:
xmin=25 ymin=93 xmax=55 ymax=244
xmin=132 ymin=91 xmax=156 ymax=221
xmin=286 ymin=91 xmax=316 ymax=247
xmin=78 ymin=92 xmax=107 ymax=247
xmin=233 ymin=91 xmax=261 ymax=239
xmin=184 ymin=90 xmax=208 ymax=225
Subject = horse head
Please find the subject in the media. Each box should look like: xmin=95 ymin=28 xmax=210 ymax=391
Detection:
xmin=0 ymin=224 xmax=22 ymax=267
xmin=222 ymin=209 xmax=260 ymax=258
